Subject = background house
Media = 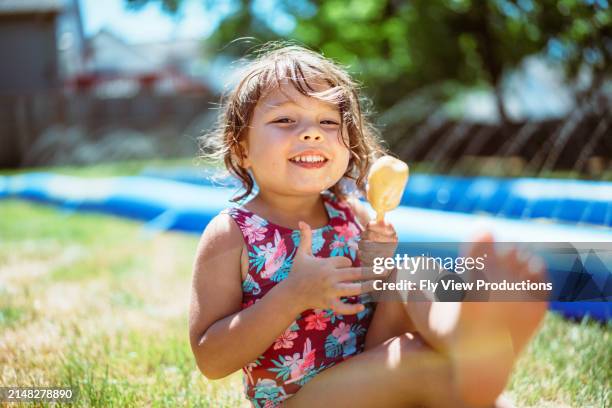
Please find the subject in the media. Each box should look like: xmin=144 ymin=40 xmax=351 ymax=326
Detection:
xmin=0 ymin=0 xmax=213 ymax=168
xmin=0 ymin=0 xmax=63 ymax=95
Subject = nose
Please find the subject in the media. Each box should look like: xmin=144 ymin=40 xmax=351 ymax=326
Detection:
xmin=299 ymin=128 xmax=325 ymax=143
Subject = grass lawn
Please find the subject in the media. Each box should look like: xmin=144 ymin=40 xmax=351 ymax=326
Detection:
xmin=0 ymin=163 xmax=610 ymax=407
xmin=0 ymin=201 xmax=243 ymax=407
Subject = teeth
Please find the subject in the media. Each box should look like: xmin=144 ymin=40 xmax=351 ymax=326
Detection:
xmin=291 ymin=155 xmax=325 ymax=163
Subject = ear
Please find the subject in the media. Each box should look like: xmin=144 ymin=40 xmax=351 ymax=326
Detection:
xmin=237 ymin=140 xmax=251 ymax=169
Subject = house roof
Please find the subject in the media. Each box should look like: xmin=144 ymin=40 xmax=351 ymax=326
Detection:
xmin=87 ymin=29 xmax=159 ymax=74
xmin=0 ymin=0 xmax=62 ymax=15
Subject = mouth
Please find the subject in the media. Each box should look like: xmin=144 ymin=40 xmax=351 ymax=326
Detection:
xmin=288 ymin=152 xmax=329 ymax=169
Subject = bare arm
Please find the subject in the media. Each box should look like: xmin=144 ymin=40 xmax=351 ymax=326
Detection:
xmin=346 ymin=198 xmax=415 ymax=349
xmin=188 ymin=213 xmax=303 ymax=379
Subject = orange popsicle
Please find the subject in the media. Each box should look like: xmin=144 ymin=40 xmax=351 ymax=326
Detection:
xmin=366 ymin=156 xmax=409 ymax=222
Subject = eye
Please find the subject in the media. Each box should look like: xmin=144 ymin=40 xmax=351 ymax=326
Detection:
xmin=273 ymin=117 xmax=294 ymax=124
xmin=321 ymin=120 xmax=340 ymax=126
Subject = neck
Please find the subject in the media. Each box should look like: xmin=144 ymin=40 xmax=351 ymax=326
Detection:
xmin=248 ymin=189 xmax=328 ymax=229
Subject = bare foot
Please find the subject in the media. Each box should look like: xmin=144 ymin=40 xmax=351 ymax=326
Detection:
xmin=463 ymin=233 xmax=549 ymax=355
xmin=451 ymin=233 xmax=548 ymax=406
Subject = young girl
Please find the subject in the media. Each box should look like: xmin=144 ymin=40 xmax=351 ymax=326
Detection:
xmin=189 ymin=44 xmax=547 ymax=408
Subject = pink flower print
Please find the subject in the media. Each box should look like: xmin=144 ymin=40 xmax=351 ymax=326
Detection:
xmin=286 ymin=338 xmax=316 ymax=384
xmin=332 ymin=322 xmax=352 ymax=344
xmin=302 ymin=348 xmax=316 ymax=371
xmin=242 ymin=215 xmax=267 ymax=244
xmin=304 ymin=310 xmax=330 ymax=331
xmin=347 ymin=237 xmax=359 ymax=254
xmin=274 ymin=327 xmax=298 ymax=350
xmin=283 ymin=352 xmax=302 ymax=370
xmin=261 ymin=230 xmax=287 ymax=279
xmin=333 ymin=222 xmax=360 ymax=242
xmin=298 ymin=338 xmax=316 ymax=375
xmin=330 ymin=240 xmax=346 ymax=251
xmin=257 ymin=241 xmax=276 ymax=258
xmin=244 ymin=361 xmax=257 ymax=385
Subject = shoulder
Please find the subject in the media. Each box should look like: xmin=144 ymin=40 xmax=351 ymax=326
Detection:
xmin=194 ymin=212 xmax=244 ymax=270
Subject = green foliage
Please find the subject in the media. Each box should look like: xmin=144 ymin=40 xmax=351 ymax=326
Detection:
xmin=124 ymin=0 xmax=611 ymax=112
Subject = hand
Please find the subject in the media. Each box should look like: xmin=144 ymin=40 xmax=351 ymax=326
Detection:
xmin=358 ymin=220 xmax=398 ymax=272
xmin=284 ymin=222 xmax=377 ymax=315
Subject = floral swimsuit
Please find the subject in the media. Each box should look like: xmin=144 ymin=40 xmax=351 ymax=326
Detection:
xmin=224 ymin=191 xmax=375 ymax=408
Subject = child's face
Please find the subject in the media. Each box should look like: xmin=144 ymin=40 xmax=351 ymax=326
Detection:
xmin=240 ymin=80 xmax=351 ymax=197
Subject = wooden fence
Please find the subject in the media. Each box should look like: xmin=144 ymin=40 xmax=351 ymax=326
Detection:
xmin=0 ymin=90 xmax=215 ymax=168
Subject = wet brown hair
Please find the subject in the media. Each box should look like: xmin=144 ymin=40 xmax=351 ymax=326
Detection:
xmin=200 ymin=42 xmax=386 ymax=202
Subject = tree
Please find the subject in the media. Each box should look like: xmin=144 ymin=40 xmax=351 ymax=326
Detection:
xmin=125 ymin=0 xmax=611 ymax=120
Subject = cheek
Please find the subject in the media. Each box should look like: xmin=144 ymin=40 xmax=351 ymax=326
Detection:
xmin=249 ymin=129 xmax=287 ymax=157
xmin=339 ymin=149 xmax=351 ymax=172
xmin=330 ymin=144 xmax=351 ymax=175
xmin=248 ymin=135 xmax=290 ymax=172
xmin=333 ymin=132 xmax=351 ymax=163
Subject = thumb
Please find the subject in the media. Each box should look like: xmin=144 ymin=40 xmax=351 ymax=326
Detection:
xmin=463 ymin=231 xmax=496 ymax=267
xmin=297 ymin=221 xmax=313 ymax=256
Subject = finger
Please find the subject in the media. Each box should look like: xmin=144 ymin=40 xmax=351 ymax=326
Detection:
xmin=525 ymin=255 xmax=549 ymax=300
xmin=357 ymin=249 xmax=393 ymax=273
xmin=364 ymin=229 xmax=396 ymax=242
xmin=335 ymin=266 xmax=380 ymax=281
xmin=362 ymin=230 xmax=397 ymax=243
xmin=336 ymin=280 xmax=378 ymax=297
xmin=358 ymin=240 xmax=395 ymax=254
xmin=357 ymin=249 xmax=375 ymax=266
xmin=335 ymin=282 xmax=363 ymax=297
xmin=359 ymin=279 xmax=379 ymax=293
xmin=368 ymin=219 xmax=390 ymax=228
xmin=527 ymin=255 xmax=547 ymax=280
xmin=501 ymin=246 xmax=521 ymax=274
xmin=463 ymin=231 xmax=495 ymax=261
xmin=366 ymin=221 xmax=396 ymax=235
xmin=328 ymin=256 xmax=352 ymax=268
xmin=296 ymin=221 xmax=313 ymax=256
xmin=330 ymin=298 xmax=365 ymax=315
xmin=516 ymin=243 xmax=531 ymax=263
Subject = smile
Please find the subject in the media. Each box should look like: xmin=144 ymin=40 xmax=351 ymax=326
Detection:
xmin=288 ymin=154 xmax=329 ymax=169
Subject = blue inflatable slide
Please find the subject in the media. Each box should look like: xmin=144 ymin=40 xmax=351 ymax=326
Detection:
xmin=1 ymin=171 xmax=610 ymax=322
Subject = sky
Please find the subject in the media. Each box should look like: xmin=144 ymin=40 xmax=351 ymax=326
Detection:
xmin=78 ymin=0 xmax=234 ymax=44
xmin=78 ymin=0 xmax=295 ymax=44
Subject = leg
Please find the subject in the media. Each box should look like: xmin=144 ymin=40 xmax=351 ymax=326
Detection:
xmin=283 ymin=333 xmax=451 ymax=408
xmin=403 ymin=234 xmax=548 ymax=407
xmin=283 ymin=332 xmax=515 ymax=408
xmin=405 ymin=301 xmax=515 ymax=407
xmin=364 ymin=266 xmax=416 ymax=350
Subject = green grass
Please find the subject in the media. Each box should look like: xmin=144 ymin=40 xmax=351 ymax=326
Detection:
xmin=2 ymin=157 xmax=608 ymax=180
xmin=0 ymin=158 xmax=202 ymax=177
xmin=0 ymin=305 xmax=26 ymax=328
xmin=508 ymin=314 xmax=611 ymax=407
xmin=0 ymin=199 xmax=243 ymax=407
xmin=0 ymin=161 xmax=610 ymax=407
